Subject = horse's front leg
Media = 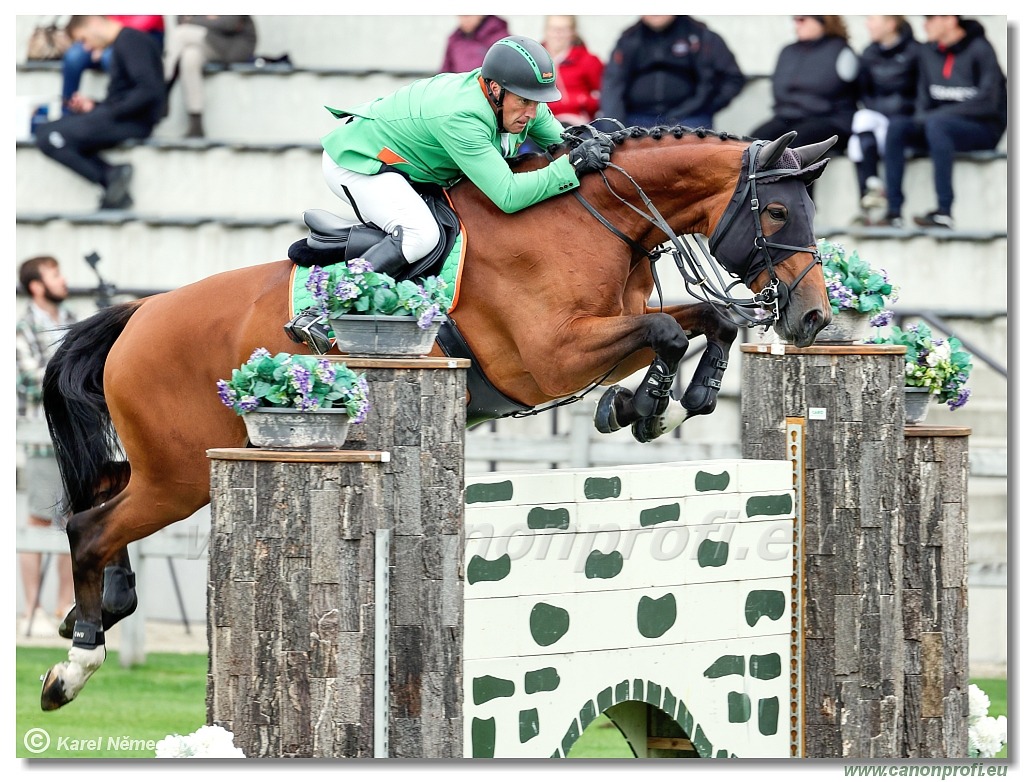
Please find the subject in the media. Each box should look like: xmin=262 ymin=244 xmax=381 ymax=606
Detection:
xmin=627 ymin=303 xmax=739 ymax=443
xmin=591 ymin=312 xmax=690 ymax=434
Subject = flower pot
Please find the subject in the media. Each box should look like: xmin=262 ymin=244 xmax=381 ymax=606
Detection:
xmin=328 ymin=314 xmax=445 ymax=357
xmin=904 ymin=387 xmax=936 ymax=426
xmin=242 ymin=407 xmax=351 ymax=449
xmin=814 ymin=309 xmax=872 ymax=344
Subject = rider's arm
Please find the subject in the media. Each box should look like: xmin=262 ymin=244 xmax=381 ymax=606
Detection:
xmin=438 ymin=110 xmax=579 ymax=213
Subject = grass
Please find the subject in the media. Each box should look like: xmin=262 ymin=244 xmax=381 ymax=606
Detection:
xmin=16 ymin=645 xmax=1007 ymax=760
xmin=16 ymin=646 xmax=206 ymax=759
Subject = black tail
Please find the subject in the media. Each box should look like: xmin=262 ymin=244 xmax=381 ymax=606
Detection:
xmin=43 ymin=301 xmax=142 ymax=514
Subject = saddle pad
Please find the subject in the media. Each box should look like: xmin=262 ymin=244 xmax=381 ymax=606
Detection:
xmin=289 ymin=227 xmax=466 ymax=318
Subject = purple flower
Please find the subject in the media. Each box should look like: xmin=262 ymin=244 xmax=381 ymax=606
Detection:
xmin=305 ymin=266 xmax=329 ymax=303
xmin=870 ymin=310 xmax=894 ymax=328
xmin=948 ymin=387 xmax=971 ymax=411
xmin=347 ymin=258 xmax=373 ymax=275
xmin=237 ymin=395 xmax=260 ymax=413
xmin=417 ymin=304 xmax=440 ymax=329
xmin=315 ymin=360 xmax=336 ymax=385
xmin=217 ymin=379 xmax=236 ymax=408
xmin=333 ymin=280 xmax=360 ymax=301
xmin=248 ymin=347 xmax=271 ymax=363
xmin=289 ymin=364 xmax=314 ymax=398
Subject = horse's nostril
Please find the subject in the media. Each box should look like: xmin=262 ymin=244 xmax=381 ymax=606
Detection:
xmin=804 ymin=309 xmax=824 ymax=328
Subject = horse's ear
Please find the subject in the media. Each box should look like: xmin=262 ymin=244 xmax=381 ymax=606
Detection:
xmin=793 ymin=158 xmax=831 ymax=185
xmin=792 ymin=136 xmax=838 ymax=167
xmin=756 ymin=131 xmax=798 ymax=170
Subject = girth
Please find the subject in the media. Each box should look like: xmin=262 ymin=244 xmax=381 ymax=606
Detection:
xmin=435 ymin=316 xmax=532 ymax=428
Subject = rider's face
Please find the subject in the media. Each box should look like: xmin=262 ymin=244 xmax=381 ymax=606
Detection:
xmin=500 ymin=91 xmax=539 ymax=133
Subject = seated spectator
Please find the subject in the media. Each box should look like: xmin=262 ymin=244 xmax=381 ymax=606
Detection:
xmin=35 ymin=15 xmax=164 ymax=210
xmin=598 ymin=15 xmax=745 ymax=131
xmin=163 ymin=15 xmax=257 ymax=138
xmin=849 ymin=16 xmax=920 ymax=221
xmin=751 ymin=16 xmax=859 ymax=155
xmin=542 ymin=15 xmax=603 ymax=127
xmin=440 ymin=16 xmax=509 ymax=73
xmin=877 ymin=15 xmax=1007 ymax=229
xmin=60 ymin=16 xmax=165 ymax=109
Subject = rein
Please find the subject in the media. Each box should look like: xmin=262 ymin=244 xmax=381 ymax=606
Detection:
xmin=565 ymin=135 xmax=821 ymax=330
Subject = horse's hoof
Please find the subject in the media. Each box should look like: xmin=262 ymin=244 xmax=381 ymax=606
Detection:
xmin=631 ymin=416 xmax=666 ymax=443
xmin=57 ymin=605 xmax=77 ymax=639
xmin=40 ymin=665 xmax=71 ymax=711
xmin=594 ymin=385 xmax=628 ymax=434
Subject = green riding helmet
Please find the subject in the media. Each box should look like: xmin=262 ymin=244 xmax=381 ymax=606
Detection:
xmin=481 ymin=35 xmax=561 ymax=103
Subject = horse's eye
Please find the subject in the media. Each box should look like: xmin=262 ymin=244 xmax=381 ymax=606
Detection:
xmin=768 ymin=207 xmax=788 ymax=221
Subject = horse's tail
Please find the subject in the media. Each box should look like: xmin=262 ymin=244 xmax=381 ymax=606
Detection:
xmin=43 ymin=301 xmax=142 ymax=514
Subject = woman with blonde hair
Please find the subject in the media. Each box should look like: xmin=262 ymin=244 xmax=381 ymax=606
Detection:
xmin=541 ymin=15 xmax=603 ymax=126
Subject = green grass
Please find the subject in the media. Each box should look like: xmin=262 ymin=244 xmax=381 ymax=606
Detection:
xmin=16 ymin=646 xmax=206 ymax=758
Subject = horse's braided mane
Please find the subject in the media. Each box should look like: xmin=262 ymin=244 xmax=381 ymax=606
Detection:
xmin=554 ymin=124 xmax=750 ymax=154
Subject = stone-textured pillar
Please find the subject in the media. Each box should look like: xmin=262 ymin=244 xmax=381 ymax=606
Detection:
xmin=741 ymin=344 xmax=907 ymax=757
xmin=901 ymin=426 xmax=970 ymax=757
xmin=207 ymin=357 xmax=468 ymax=758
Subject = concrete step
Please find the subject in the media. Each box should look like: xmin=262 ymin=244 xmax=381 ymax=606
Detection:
xmin=967 ymin=475 xmax=1008 ymax=536
xmin=16 ymin=15 xmax=1007 ymax=87
xmin=813 ymin=155 xmax=1007 ymax=233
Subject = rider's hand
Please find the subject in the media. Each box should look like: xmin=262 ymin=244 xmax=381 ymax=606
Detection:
xmin=568 ymin=137 xmax=612 ymax=176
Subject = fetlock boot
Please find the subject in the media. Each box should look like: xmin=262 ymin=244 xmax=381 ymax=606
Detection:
xmin=186 ymin=112 xmax=205 ymax=139
xmin=359 ymin=226 xmax=408 ymax=278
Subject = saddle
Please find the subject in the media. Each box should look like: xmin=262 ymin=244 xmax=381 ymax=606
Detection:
xmin=287 ymin=183 xmax=461 ymax=283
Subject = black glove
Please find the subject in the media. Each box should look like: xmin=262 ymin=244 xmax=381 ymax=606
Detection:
xmin=568 ymin=137 xmax=612 ymax=176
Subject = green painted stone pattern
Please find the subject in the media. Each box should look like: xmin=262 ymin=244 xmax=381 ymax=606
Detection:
xmin=583 ymin=476 xmax=621 ymax=500
xmin=473 ymin=675 xmax=515 ymax=705
xmin=524 ymin=667 xmax=560 ymax=694
xmin=526 ymin=506 xmax=570 ymax=530
xmin=695 ymin=470 xmax=731 ymax=492
xmin=466 ymin=480 xmax=513 ymax=504
xmin=466 ymin=553 xmax=511 ymax=585
xmin=636 ymin=593 xmax=677 ymax=638
xmin=519 ymin=708 xmax=540 ymax=743
xmin=697 ymin=538 xmax=729 ymax=567
xmin=704 ymin=655 xmax=745 ymax=678
xmin=472 ymin=717 xmax=496 ymax=758
xmin=639 ymin=502 xmax=680 ymax=527
xmin=749 ymin=653 xmax=782 ymax=680
xmin=758 ymin=697 xmax=779 ymax=736
xmin=529 ymin=602 xmax=570 ymax=647
xmin=728 ymin=691 xmax=752 ymax=723
xmin=745 ymin=493 xmax=793 ymax=517
xmin=584 ymin=549 xmax=623 ymax=579
xmin=744 ymin=590 xmax=786 ymax=627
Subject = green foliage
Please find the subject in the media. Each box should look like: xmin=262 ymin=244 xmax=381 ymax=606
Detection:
xmin=818 ymin=238 xmax=898 ymax=324
xmin=217 ymin=348 xmax=370 ymax=420
xmin=871 ymin=322 xmax=973 ymax=410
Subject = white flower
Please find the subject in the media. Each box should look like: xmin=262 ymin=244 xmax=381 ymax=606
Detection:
xmin=933 ymin=341 xmax=952 ymax=361
xmin=156 ymin=725 xmax=245 ymax=759
xmin=969 ymin=715 xmax=1007 ymax=757
xmin=925 ymin=351 xmax=940 ymax=367
xmin=968 ymin=683 xmax=991 ymax=721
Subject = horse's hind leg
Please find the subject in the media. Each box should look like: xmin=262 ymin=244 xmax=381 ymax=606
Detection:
xmin=41 ymin=482 xmax=206 ymax=711
xmin=56 ymin=546 xmax=136 ymax=639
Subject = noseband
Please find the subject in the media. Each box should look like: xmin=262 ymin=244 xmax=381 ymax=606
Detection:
xmin=564 ymin=132 xmax=821 ymax=328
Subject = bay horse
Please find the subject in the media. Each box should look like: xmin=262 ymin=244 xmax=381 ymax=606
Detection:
xmin=39 ymin=126 xmax=834 ymax=710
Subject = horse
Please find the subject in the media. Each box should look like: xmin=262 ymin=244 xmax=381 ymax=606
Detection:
xmin=38 ymin=125 xmax=835 ymax=710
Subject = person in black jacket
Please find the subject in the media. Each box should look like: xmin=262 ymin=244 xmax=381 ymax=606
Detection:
xmin=35 ymin=15 xmax=164 ymax=210
xmin=751 ymin=16 xmax=859 ymax=155
xmin=598 ymin=15 xmax=745 ymax=130
xmin=877 ymin=16 xmax=1007 ymax=229
xmin=849 ymin=16 xmax=921 ymax=219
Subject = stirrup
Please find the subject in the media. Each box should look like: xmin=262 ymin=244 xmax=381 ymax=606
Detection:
xmin=284 ymin=308 xmax=333 ymax=355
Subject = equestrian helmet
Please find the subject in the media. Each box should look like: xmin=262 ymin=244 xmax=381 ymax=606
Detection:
xmin=481 ymin=36 xmax=561 ymax=103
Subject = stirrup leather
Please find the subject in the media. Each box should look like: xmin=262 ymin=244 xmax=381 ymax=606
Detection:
xmin=284 ymin=308 xmax=333 ymax=355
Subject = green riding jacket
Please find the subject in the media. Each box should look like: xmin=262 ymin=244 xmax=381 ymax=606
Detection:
xmin=321 ymin=68 xmax=579 ymax=213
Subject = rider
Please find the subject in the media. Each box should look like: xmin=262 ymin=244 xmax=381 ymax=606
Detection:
xmin=316 ymin=35 xmax=614 ymax=275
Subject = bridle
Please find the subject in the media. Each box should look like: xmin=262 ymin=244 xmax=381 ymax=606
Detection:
xmin=564 ymin=130 xmax=823 ymax=329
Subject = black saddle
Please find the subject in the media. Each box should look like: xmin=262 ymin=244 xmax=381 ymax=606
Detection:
xmin=287 ymin=184 xmax=461 ymax=283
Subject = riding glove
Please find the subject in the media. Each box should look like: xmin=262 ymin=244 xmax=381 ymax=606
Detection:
xmin=568 ymin=137 xmax=613 ymax=176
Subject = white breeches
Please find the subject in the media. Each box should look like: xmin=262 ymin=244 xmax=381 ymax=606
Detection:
xmin=847 ymin=109 xmax=890 ymax=163
xmin=321 ymin=151 xmax=441 ymax=262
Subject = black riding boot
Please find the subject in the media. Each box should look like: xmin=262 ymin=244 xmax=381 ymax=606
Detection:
xmin=358 ymin=226 xmax=408 ymax=278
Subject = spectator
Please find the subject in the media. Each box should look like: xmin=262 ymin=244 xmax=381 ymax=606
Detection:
xmin=877 ymin=16 xmax=1007 ymax=229
xmin=163 ymin=15 xmax=257 ymax=138
xmin=440 ymin=15 xmax=510 ymax=73
xmin=17 ymin=255 xmax=76 ymax=638
xmin=60 ymin=16 xmax=165 ymax=109
xmin=35 ymin=15 xmax=164 ymax=211
xmin=751 ymin=16 xmax=859 ymax=154
xmin=542 ymin=15 xmax=604 ymax=127
xmin=849 ymin=16 xmax=921 ymax=221
xmin=598 ymin=15 xmax=745 ymax=130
